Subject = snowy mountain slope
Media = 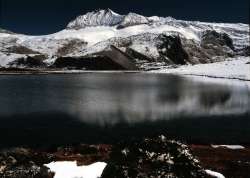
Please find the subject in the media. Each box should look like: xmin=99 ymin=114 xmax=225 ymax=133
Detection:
xmin=0 ymin=9 xmax=249 ymax=69
xmin=0 ymin=52 xmax=26 ymax=67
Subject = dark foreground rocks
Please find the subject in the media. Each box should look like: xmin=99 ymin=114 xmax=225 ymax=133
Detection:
xmin=0 ymin=136 xmax=210 ymax=178
xmin=0 ymin=148 xmax=54 ymax=178
xmin=1 ymin=136 xmax=249 ymax=178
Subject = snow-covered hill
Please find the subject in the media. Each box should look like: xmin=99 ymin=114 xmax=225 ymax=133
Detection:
xmin=0 ymin=9 xmax=249 ymax=70
xmin=152 ymin=56 xmax=250 ymax=82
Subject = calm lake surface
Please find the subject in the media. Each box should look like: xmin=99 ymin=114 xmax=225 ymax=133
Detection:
xmin=0 ymin=73 xmax=250 ymax=147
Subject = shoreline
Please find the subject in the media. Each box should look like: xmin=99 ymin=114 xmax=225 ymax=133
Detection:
xmin=0 ymin=69 xmax=250 ymax=83
xmin=0 ymin=69 xmax=141 ymax=75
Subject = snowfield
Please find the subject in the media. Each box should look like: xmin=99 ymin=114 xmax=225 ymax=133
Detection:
xmin=152 ymin=57 xmax=250 ymax=81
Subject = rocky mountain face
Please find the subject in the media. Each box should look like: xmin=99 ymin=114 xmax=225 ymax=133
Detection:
xmin=0 ymin=9 xmax=249 ymax=71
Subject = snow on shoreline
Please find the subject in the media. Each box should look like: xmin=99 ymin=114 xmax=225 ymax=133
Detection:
xmin=205 ymin=170 xmax=225 ymax=178
xmin=0 ymin=55 xmax=249 ymax=90
xmin=45 ymin=161 xmax=107 ymax=178
xmin=211 ymin=145 xmax=245 ymax=150
xmin=152 ymin=57 xmax=250 ymax=81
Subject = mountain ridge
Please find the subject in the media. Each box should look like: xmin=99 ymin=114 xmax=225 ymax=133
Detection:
xmin=0 ymin=9 xmax=249 ymax=71
xmin=66 ymin=9 xmax=160 ymax=29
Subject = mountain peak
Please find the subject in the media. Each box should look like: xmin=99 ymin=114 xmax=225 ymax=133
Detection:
xmin=67 ymin=9 xmax=124 ymax=29
xmin=66 ymin=9 xmax=154 ymax=29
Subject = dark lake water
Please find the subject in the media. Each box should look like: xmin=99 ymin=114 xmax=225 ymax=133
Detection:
xmin=0 ymin=73 xmax=250 ymax=148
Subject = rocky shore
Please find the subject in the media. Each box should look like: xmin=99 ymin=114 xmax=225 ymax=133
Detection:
xmin=1 ymin=136 xmax=249 ymax=178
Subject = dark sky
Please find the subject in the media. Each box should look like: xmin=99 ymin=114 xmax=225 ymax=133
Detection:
xmin=0 ymin=0 xmax=249 ymax=35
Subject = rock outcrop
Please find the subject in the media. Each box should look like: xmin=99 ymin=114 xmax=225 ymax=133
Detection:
xmin=101 ymin=136 xmax=208 ymax=178
xmin=156 ymin=34 xmax=189 ymax=65
xmin=7 ymin=55 xmax=47 ymax=68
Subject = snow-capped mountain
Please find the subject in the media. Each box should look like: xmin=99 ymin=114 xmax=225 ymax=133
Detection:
xmin=0 ymin=9 xmax=249 ymax=70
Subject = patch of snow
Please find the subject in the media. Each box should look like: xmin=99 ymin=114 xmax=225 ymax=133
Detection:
xmin=160 ymin=135 xmax=167 ymax=141
xmin=45 ymin=161 xmax=107 ymax=178
xmin=205 ymin=170 xmax=225 ymax=178
xmin=121 ymin=148 xmax=130 ymax=156
xmin=43 ymin=57 xmax=57 ymax=66
xmin=211 ymin=145 xmax=245 ymax=149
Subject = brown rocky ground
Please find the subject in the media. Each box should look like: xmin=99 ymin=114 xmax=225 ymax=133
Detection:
xmin=50 ymin=144 xmax=112 ymax=166
xmin=190 ymin=145 xmax=250 ymax=178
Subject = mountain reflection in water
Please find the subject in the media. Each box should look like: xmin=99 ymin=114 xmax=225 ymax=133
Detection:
xmin=0 ymin=73 xmax=249 ymax=147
